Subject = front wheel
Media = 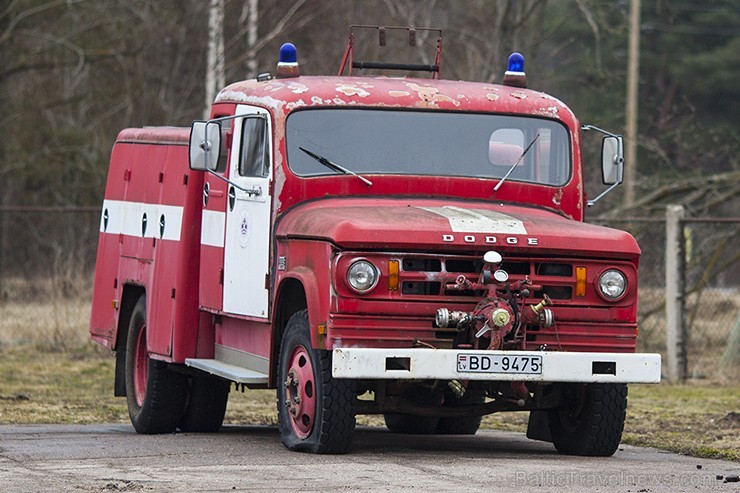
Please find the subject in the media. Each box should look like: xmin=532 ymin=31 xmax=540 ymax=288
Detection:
xmin=547 ymin=383 xmax=627 ymax=456
xmin=277 ymin=310 xmax=356 ymax=453
xmin=125 ymin=295 xmax=188 ymax=434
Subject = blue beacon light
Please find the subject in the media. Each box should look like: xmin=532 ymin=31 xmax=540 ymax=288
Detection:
xmin=503 ymin=52 xmax=527 ymax=88
xmin=507 ymin=53 xmax=524 ymax=73
xmin=276 ymin=42 xmax=300 ymax=78
xmin=279 ymin=43 xmax=297 ymax=64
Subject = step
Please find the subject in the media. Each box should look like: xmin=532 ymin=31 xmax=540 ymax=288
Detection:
xmin=185 ymin=358 xmax=269 ymax=384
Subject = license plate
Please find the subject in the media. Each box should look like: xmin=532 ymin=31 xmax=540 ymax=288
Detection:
xmin=456 ymin=354 xmax=543 ymax=374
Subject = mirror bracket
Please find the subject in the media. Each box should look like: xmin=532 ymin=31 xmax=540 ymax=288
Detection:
xmin=582 ymin=124 xmax=625 ymax=207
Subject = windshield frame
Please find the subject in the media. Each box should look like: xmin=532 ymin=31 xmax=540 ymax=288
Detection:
xmin=285 ymin=107 xmax=573 ymax=188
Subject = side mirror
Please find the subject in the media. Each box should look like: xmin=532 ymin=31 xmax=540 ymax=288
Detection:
xmin=189 ymin=120 xmax=222 ymax=171
xmin=601 ymin=135 xmax=624 ymax=185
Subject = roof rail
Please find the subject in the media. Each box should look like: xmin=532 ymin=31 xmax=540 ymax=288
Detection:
xmin=338 ymin=25 xmax=443 ymax=79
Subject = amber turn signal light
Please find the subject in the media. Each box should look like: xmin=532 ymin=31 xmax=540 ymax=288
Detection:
xmin=388 ymin=260 xmax=400 ymax=291
xmin=576 ymin=266 xmax=587 ymax=297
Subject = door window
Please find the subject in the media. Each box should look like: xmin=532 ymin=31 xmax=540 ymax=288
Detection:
xmin=239 ymin=117 xmax=267 ymax=177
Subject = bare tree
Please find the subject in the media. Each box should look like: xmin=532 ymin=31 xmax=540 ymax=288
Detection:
xmin=204 ymin=0 xmax=225 ymax=118
xmin=241 ymin=0 xmax=259 ymax=79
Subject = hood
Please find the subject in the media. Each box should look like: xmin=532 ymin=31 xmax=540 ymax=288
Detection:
xmin=275 ymin=198 xmax=640 ymax=260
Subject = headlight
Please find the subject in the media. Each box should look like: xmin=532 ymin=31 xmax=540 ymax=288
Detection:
xmin=347 ymin=260 xmax=379 ymax=293
xmin=598 ymin=269 xmax=627 ymax=301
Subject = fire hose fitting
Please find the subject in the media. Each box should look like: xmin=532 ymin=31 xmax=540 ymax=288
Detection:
xmin=435 ymin=308 xmax=470 ymax=328
xmin=489 ymin=308 xmax=511 ymax=328
xmin=523 ymin=294 xmax=554 ymax=328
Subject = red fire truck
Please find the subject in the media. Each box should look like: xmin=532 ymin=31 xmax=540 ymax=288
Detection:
xmin=90 ymin=27 xmax=660 ymax=455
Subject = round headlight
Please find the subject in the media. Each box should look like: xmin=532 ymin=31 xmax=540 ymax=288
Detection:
xmin=347 ymin=260 xmax=379 ymax=293
xmin=598 ymin=269 xmax=627 ymax=301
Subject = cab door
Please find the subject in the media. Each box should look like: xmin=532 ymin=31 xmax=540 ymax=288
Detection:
xmin=222 ymin=104 xmax=272 ymax=317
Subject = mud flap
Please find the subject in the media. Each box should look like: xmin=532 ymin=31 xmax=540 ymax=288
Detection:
xmin=526 ymin=410 xmax=553 ymax=443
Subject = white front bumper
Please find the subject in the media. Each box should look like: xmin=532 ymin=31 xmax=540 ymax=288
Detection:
xmin=332 ymin=348 xmax=661 ymax=383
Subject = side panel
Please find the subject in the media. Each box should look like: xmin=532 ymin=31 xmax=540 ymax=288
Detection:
xmin=169 ymin=147 xmax=206 ymax=362
xmin=90 ymin=128 xmax=200 ymax=361
xmin=90 ymin=142 xmax=132 ymax=346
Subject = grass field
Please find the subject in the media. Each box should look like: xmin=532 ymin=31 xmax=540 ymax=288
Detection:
xmin=0 ymin=293 xmax=738 ymax=461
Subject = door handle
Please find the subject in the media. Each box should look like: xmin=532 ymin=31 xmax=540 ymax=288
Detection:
xmin=245 ymin=186 xmax=262 ymax=197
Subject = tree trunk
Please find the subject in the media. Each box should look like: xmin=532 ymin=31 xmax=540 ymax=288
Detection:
xmin=204 ymin=0 xmax=225 ymax=119
xmin=246 ymin=0 xmax=259 ymax=79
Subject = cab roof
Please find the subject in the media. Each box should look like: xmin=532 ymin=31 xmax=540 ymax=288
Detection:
xmin=214 ymin=75 xmax=577 ymax=125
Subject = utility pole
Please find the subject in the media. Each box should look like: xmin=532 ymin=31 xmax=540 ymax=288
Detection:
xmin=204 ymin=0 xmax=225 ymax=119
xmin=624 ymin=0 xmax=641 ymax=209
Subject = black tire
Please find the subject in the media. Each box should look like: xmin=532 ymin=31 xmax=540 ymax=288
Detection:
xmin=547 ymin=383 xmax=627 ymax=456
xmin=125 ymin=295 xmax=188 ymax=434
xmin=277 ymin=310 xmax=356 ymax=453
xmin=436 ymin=391 xmax=485 ymax=435
xmin=384 ymin=413 xmax=439 ymax=434
xmin=179 ymin=375 xmax=230 ymax=432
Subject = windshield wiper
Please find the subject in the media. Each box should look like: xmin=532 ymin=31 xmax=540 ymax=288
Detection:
xmin=299 ymin=147 xmax=372 ymax=186
xmin=493 ymin=133 xmax=540 ymax=192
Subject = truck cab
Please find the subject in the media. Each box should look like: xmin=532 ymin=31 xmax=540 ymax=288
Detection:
xmin=90 ymin=28 xmax=660 ymax=455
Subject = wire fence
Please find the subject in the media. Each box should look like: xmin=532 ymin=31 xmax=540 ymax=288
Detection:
xmin=0 ymin=206 xmax=738 ymax=380
xmin=592 ymin=215 xmax=739 ymax=382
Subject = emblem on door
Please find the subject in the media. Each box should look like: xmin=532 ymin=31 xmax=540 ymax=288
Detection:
xmin=239 ymin=209 xmax=250 ymax=248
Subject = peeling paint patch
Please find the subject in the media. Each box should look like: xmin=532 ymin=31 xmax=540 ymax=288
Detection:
xmin=552 ymin=188 xmax=563 ymax=206
xmin=286 ymin=99 xmax=307 ymax=111
xmin=405 ymin=82 xmax=460 ymax=108
xmin=486 ymin=93 xmax=500 ymax=101
xmin=264 ymin=82 xmax=288 ymax=93
xmin=288 ymin=83 xmax=309 ymax=94
xmin=336 ymin=84 xmax=371 ymax=98
xmin=388 ymin=90 xmax=410 ymax=97
xmin=215 ymin=90 xmax=284 ymax=109
xmin=311 ymin=96 xmax=323 ymax=105
xmin=534 ymin=106 xmax=559 ymax=118
xmin=510 ymin=92 xmax=527 ymax=100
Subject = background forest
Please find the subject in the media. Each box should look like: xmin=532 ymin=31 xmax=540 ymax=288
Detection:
xmin=1 ymin=0 xmax=738 ymax=218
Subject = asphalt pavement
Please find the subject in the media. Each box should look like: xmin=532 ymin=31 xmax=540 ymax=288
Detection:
xmin=0 ymin=424 xmax=738 ymax=492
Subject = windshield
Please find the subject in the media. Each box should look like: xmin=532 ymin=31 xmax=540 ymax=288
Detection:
xmin=286 ymin=109 xmax=571 ymax=186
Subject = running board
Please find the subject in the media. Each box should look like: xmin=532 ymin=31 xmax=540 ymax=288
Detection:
xmin=185 ymin=358 xmax=269 ymax=384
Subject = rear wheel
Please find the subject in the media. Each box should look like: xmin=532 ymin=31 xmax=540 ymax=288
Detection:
xmin=547 ymin=383 xmax=627 ymax=456
xmin=125 ymin=295 xmax=188 ymax=434
xmin=179 ymin=375 xmax=230 ymax=432
xmin=277 ymin=310 xmax=355 ymax=453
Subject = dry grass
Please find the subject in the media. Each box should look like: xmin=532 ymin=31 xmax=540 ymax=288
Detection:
xmin=0 ymin=299 xmax=91 ymax=350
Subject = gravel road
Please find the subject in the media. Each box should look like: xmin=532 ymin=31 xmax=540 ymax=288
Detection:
xmin=0 ymin=424 xmax=738 ymax=492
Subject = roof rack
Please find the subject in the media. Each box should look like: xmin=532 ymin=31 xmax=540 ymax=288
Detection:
xmin=338 ymin=25 xmax=443 ymax=79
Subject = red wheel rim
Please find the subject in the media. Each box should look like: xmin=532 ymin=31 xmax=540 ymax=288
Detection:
xmin=133 ymin=322 xmax=148 ymax=408
xmin=283 ymin=345 xmax=316 ymax=439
